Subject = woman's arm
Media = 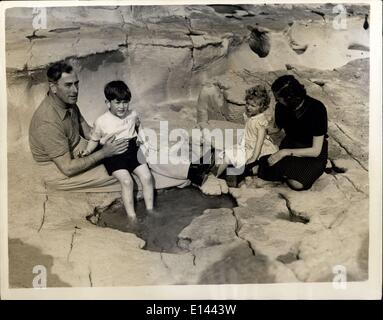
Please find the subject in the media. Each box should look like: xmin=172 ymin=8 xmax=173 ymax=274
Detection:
xmin=268 ymin=135 xmax=324 ymax=166
xmin=247 ymin=126 xmax=266 ymax=163
xmin=284 ymin=135 xmax=324 ymax=158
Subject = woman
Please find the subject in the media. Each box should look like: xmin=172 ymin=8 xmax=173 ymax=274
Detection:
xmin=257 ymin=75 xmax=328 ymax=191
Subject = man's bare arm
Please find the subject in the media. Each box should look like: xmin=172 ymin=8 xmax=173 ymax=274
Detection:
xmin=52 ymin=138 xmax=130 ymax=177
xmin=53 ymin=149 xmax=106 ymax=177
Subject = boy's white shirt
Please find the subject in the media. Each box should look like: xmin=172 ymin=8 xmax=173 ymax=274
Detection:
xmin=91 ymin=110 xmax=138 ymax=145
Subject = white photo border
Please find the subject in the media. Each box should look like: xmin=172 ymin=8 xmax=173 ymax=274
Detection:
xmin=0 ymin=0 xmax=381 ymax=300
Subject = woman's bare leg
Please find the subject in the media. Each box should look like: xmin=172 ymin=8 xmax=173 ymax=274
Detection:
xmin=286 ymin=179 xmax=304 ymax=191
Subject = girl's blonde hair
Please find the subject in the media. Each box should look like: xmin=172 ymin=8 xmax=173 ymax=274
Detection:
xmin=245 ymin=85 xmax=270 ymax=113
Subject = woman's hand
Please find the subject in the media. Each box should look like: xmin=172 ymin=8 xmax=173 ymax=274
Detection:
xmin=268 ymin=149 xmax=288 ymax=166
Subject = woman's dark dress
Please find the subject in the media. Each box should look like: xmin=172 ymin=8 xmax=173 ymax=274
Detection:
xmin=258 ymin=95 xmax=328 ymax=190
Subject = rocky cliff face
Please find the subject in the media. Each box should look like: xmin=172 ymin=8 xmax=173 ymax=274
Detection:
xmin=6 ymin=4 xmax=370 ymax=288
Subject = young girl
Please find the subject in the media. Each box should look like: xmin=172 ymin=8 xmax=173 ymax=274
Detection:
xmin=80 ymin=81 xmax=154 ymax=224
xmin=216 ymin=84 xmax=278 ymax=180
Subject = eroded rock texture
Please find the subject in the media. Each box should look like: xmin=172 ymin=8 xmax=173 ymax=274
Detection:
xmin=6 ymin=4 xmax=370 ymax=288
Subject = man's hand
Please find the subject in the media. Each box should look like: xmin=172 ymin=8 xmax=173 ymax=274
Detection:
xmin=77 ymin=149 xmax=90 ymax=158
xmin=267 ymin=149 xmax=288 ymax=166
xmin=102 ymin=135 xmax=130 ymax=158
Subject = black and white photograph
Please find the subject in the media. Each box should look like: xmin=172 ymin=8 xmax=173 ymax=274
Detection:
xmin=0 ymin=0 xmax=381 ymax=300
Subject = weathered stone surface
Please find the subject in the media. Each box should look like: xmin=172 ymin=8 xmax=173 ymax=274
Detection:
xmin=230 ymin=184 xmax=282 ymax=207
xmin=120 ymin=5 xmax=189 ymax=24
xmin=178 ymin=208 xmax=236 ymax=250
xmin=288 ymin=198 xmax=368 ymax=282
xmin=229 ymin=172 xmax=368 ymax=281
xmin=199 ymin=175 xmax=229 ymax=196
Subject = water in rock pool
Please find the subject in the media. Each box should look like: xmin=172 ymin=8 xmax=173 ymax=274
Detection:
xmin=94 ymin=187 xmax=236 ymax=254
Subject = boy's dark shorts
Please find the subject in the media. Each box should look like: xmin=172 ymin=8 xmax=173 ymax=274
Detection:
xmin=103 ymin=138 xmax=144 ymax=175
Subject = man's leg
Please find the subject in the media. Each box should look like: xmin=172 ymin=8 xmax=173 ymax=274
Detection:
xmin=39 ymin=137 xmax=122 ymax=193
xmin=36 ymin=161 xmax=122 ymax=193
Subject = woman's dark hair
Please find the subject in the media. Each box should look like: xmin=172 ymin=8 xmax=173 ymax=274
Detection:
xmin=47 ymin=61 xmax=73 ymax=82
xmin=271 ymin=75 xmax=306 ymax=100
xmin=104 ymin=80 xmax=132 ymax=102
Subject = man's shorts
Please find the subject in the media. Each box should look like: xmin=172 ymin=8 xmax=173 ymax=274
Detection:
xmin=103 ymin=138 xmax=144 ymax=175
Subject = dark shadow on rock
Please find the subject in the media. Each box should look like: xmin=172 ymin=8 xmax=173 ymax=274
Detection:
xmin=276 ymin=251 xmax=298 ymax=264
xmin=225 ymin=15 xmax=243 ymax=21
xmin=247 ymin=26 xmax=270 ymax=58
xmin=94 ymin=187 xmax=236 ymax=254
xmin=291 ymin=44 xmax=308 ymax=55
xmin=169 ymin=104 xmax=182 ymax=112
xmin=77 ymin=50 xmax=126 ymax=72
xmin=197 ymin=244 xmax=277 ymax=284
xmin=348 ymin=43 xmax=369 ymax=52
xmin=208 ymin=5 xmax=246 ymax=14
xmin=49 ymin=27 xmax=81 ymax=33
xmin=8 ymin=238 xmax=71 ymax=288
xmin=276 ymin=212 xmax=310 ymax=224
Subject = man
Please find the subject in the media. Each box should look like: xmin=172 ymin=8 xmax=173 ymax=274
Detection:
xmin=29 ymin=61 xmax=224 ymax=194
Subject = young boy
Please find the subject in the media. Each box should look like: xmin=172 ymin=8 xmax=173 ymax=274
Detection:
xmin=80 ymin=81 xmax=154 ymax=223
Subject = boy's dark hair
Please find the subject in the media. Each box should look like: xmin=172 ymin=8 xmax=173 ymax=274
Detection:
xmin=104 ymin=81 xmax=131 ymax=102
xmin=271 ymin=75 xmax=306 ymax=100
xmin=245 ymin=84 xmax=270 ymax=113
xmin=47 ymin=61 xmax=73 ymax=82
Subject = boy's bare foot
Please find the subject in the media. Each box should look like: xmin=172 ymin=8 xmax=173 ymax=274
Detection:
xmin=147 ymin=208 xmax=161 ymax=218
xmin=127 ymin=215 xmax=138 ymax=224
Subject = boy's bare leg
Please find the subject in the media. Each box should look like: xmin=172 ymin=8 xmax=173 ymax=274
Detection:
xmin=133 ymin=164 xmax=154 ymax=211
xmin=112 ymin=170 xmax=137 ymax=222
xmin=131 ymin=173 xmax=144 ymax=200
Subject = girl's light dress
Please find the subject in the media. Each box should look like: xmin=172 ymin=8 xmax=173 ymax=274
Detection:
xmin=221 ymin=110 xmax=279 ymax=168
